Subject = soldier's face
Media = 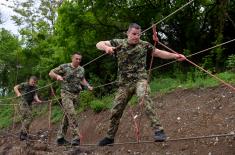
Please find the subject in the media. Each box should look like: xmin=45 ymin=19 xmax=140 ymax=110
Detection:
xmin=127 ymin=28 xmax=141 ymax=45
xmin=29 ymin=79 xmax=37 ymax=86
xmin=72 ymin=54 xmax=82 ymax=67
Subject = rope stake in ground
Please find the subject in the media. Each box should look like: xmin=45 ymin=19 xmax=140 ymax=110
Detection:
xmin=158 ymin=41 xmax=235 ymax=92
xmin=47 ymin=85 xmax=54 ymax=143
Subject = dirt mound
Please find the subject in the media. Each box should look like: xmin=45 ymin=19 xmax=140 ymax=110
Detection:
xmin=0 ymin=85 xmax=234 ymax=155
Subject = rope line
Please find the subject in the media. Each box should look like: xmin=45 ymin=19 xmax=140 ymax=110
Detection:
xmin=141 ymin=0 xmax=194 ymax=35
xmin=1 ymin=38 xmax=235 ymax=105
xmin=0 ymin=81 xmax=57 ymax=102
xmin=82 ymin=53 xmax=107 ymax=68
xmin=158 ymin=41 xmax=235 ymax=92
xmin=151 ymin=38 xmax=235 ymax=71
xmin=80 ymin=132 xmax=235 ymax=146
xmin=0 ymin=52 xmax=109 ymax=103
xmin=1 ymin=130 xmax=233 ymax=147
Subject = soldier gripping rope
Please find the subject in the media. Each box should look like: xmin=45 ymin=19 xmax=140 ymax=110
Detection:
xmin=14 ymin=76 xmax=42 ymax=141
xmin=96 ymin=23 xmax=186 ymax=146
xmin=49 ymin=52 xmax=93 ymax=146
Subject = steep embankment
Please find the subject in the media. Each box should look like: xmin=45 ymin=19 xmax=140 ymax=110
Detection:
xmin=0 ymin=85 xmax=234 ymax=155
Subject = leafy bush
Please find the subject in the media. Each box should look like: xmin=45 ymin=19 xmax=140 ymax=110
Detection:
xmin=79 ymin=90 xmax=96 ymax=111
xmin=90 ymin=100 xmax=106 ymax=113
xmin=226 ymin=54 xmax=235 ymax=69
xmin=51 ymin=105 xmax=63 ymax=123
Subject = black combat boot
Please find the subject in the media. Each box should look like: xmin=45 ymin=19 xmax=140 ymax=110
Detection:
xmin=154 ymin=129 xmax=166 ymax=142
xmin=71 ymin=138 xmax=80 ymax=146
xmin=56 ymin=137 xmax=70 ymax=145
xmin=98 ymin=137 xmax=114 ymax=146
xmin=19 ymin=131 xmax=28 ymax=141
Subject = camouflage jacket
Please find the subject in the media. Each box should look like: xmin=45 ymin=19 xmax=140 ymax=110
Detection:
xmin=51 ymin=63 xmax=85 ymax=93
xmin=110 ymin=39 xmax=155 ymax=84
xmin=18 ymin=82 xmax=37 ymax=104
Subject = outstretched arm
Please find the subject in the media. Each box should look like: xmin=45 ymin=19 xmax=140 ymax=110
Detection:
xmin=49 ymin=70 xmax=63 ymax=81
xmin=81 ymin=78 xmax=93 ymax=91
xmin=153 ymin=48 xmax=186 ymax=61
xmin=96 ymin=41 xmax=116 ymax=55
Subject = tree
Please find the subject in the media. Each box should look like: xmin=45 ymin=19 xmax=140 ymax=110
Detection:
xmin=0 ymin=28 xmax=21 ymax=96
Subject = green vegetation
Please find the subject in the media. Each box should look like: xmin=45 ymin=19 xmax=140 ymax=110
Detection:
xmin=1 ymin=0 xmax=235 ymax=128
xmin=0 ymin=71 xmax=235 ymax=128
xmin=0 ymin=104 xmax=14 ymax=129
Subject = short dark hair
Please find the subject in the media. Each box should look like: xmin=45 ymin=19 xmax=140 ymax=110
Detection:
xmin=29 ymin=76 xmax=37 ymax=81
xmin=128 ymin=23 xmax=141 ymax=31
xmin=72 ymin=52 xmax=82 ymax=56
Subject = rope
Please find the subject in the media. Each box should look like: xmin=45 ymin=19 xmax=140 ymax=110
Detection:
xmin=158 ymin=41 xmax=235 ymax=92
xmin=47 ymin=86 xmax=54 ymax=143
xmin=0 ymin=51 xmax=109 ymax=103
xmin=1 ymin=38 xmax=235 ymax=106
xmin=1 ymin=129 xmax=234 ymax=147
xmin=151 ymin=38 xmax=235 ymax=71
xmin=12 ymin=49 xmax=20 ymax=130
xmin=82 ymin=53 xmax=107 ymax=68
xmin=92 ymin=81 xmax=118 ymax=89
xmin=130 ymin=24 xmax=159 ymax=143
xmin=50 ymin=86 xmax=83 ymax=144
xmin=80 ymin=132 xmax=235 ymax=146
xmin=0 ymin=81 xmax=57 ymax=102
xmin=141 ymin=0 xmax=194 ymax=35
xmin=0 ymin=81 xmax=119 ymax=106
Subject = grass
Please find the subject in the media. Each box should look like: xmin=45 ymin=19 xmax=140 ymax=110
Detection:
xmin=0 ymin=105 xmax=14 ymax=129
xmin=0 ymin=71 xmax=234 ymax=128
xmin=51 ymin=104 xmax=63 ymax=123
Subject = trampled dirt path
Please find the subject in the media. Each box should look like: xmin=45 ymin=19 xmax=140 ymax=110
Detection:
xmin=0 ymin=85 xmax=234 ymax=155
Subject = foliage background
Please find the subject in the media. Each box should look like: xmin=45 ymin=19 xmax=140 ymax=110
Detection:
xmin=0 ymin=0 xmax=234 ymax=98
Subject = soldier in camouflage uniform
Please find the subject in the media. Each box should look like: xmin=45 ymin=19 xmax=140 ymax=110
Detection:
xmin=96 ymin=23 xmax=186 ymax=146
xmin=49 ymin=52 xmax=93 ymax=146
xmin=14 ymin=76 xmax=42 ymax=141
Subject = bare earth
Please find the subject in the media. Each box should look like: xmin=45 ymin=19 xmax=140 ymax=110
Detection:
xmin=0 ymin=85 xmax=234 ymax=155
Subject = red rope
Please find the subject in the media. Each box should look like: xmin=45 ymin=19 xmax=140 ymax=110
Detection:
xmin=133 ymin=24 xmax=160 ymax=143
xmin=158 ymin=41 xmax=235 ymax=92
xmin=129 ymin=108 xmax=140 ymax=142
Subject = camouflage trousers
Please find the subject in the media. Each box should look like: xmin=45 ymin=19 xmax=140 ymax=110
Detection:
xmin=107 ymin=79 xmax=163 ymax=139
xmin=18 ymin=98 xmax=33 ymax=134
xmin=57 ymin=90 xmax=80 ymax=140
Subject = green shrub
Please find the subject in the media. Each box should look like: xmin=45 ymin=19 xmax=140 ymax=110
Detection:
xmin=79 ymin=90 xmax=96 ymax=111
xmin=51 ymin=105 xmax=63 ymax=123
xmin=90 ymin=100 xmax=106 ymax=113
xmin=0 ymin=104 xmax=14 ymax=129
xmin=226 ymin=54 xmax=235 ymax=69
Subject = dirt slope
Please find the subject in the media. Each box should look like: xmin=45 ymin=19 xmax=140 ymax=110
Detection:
xmin=0 ymin=85 xmax=234 ymax=155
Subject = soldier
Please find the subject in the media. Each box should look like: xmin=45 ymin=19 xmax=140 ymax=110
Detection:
xmin=14 ymin=76 xmax=42 ymax=141
xmin=96 ymin=23 xmax=186 ymax=146
xmin=49 ymin=52 xmax=93 ymax=146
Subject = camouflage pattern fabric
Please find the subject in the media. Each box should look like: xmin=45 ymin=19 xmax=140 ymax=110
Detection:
xmin=107 ymin=79 xmax=163 ymax=139
xmin=18 ymin=98 xmax=33 ymax=133
xmin=57 ymin=90 xmax=80 ymax=140
xmin=110 ymin=39 xmax=155 ymax=85
xmin=18 ymin=82 xmax=37 ymax=104
xmin=51 ymin=63 xmax=85 ymax=93
xmin=106 ymin=39 xmax=163 ymax=139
